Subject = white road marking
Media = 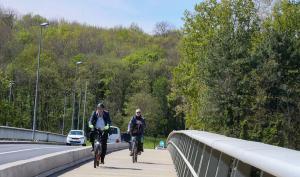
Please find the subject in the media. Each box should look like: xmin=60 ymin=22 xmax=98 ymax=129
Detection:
xmin=0 ymin=147 xmax=60 ymax=155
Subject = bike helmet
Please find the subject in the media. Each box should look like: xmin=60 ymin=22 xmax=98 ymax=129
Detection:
xmin=97 ymin=102 xmax=105 ymax=109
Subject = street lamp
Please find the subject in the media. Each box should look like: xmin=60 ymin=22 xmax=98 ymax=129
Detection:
xmin=76 ymin=61 xmax=84 ymax=130
xmin=77 ymin=87 xmax=82 ymax=130
xmin=7 ymin=81 xmax=15 ymax=126
xmin=82 ymin=81 xmax=88 ymax=131
xmin=32 ymin=22 xmax=49 ymax=140
xmin=8 ymin=81 xmax=15 ymax=103
xmin=71 ymin=61 xmax=82 ymax=130
xmin=62 ymin=91 xmax=67 ymax=134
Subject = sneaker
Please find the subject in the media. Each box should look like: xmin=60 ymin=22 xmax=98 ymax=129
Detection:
xmin=130 ymin=152 xmax=133 ymax=156
xmin=137 ymin=151 xmax=141 ymax=155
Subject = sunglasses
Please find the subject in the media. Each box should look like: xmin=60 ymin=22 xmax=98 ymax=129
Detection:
xmin=136 ymin=112 xmax=141 ymax=113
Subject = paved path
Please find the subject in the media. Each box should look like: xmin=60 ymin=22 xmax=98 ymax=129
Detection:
xmin=51 ymin=149 xmax=177 ymax=177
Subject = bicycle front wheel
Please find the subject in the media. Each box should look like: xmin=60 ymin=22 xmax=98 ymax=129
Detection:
xmin=132 ymin=142 xmax=138 ymax=163
xmin=94 ymin=153 xmax=97 ymax=168
xmin=94 ymin=145 xmax=101 ymax=167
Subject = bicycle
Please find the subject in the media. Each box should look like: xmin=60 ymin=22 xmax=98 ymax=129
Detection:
xmin=93 ymin=129 xmax=103 ymax=168
xmin=131 ymin=136 xmax=139 ymax=163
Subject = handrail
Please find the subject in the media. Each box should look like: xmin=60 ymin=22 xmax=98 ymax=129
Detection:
xmin=168 ymin=140 xmax=198 ymax=177
xmin=167 ymin=130 xmax=300 ymax=177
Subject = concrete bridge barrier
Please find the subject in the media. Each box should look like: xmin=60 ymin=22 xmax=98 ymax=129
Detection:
xmin=0 ymin=126 xmax=66 ymax=143
xmin=0 ymin=142 xmax=128 ymax=177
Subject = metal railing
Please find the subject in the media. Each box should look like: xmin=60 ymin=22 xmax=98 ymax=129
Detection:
xmin=0 ymin=126 xmax=66 ymax=143
xmin=167 ymin=130 xmax=300 ymax=177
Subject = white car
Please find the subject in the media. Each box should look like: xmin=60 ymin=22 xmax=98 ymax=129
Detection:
xmin=66 ymin=130 xmax=87 ymax=146
xmin=108 ymin=126 xmax=121 ymax=143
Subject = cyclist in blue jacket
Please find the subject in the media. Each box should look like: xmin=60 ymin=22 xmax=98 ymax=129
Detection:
xmin=88 ymin=103 xmax=111 ymax=164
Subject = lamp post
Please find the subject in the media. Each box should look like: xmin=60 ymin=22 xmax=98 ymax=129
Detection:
xmin=7 ymin=81 xmax=15 ymax=126
xmin=77 ymin=87 xmax=82 ymax=129
xmin=32 ymin=22 xmax=49 ymax=140
xmin=71 ymin=61 xmax=82 ymax=130
xmin=82 ymin=81 xmax=88 ymax=131
xmin=8 ymin=81 xmax=15 ymax=103
xmin=62 ymin=92 xmax=67 ymax=134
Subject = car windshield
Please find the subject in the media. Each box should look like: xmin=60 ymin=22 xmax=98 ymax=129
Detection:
xmin=69 ymin=131 xmax=83 ymax=135
xmin=110 ymin=127 xmax=118 ymax=134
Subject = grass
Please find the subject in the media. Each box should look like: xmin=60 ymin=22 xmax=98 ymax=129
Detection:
xmin=144 ymin=136 xmax=167 ymax=149
xmin=86 ymin=141 xmax=92 ymax=146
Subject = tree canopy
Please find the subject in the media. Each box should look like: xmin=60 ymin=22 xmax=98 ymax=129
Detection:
xmin=172 ymin=0 xmax=300 ymax=149
xmin=0 ymin=9 xmax=181 ymax=136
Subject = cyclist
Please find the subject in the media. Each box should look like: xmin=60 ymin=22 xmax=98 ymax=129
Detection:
xmin=88 ymin=102 xmax=111 ymax=164
xmin=128 ymin=108 xmax=146 ymax=156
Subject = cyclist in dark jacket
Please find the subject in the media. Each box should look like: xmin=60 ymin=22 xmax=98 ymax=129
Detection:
xmin=128 ymin=108 xmax=146 ymax=155
xmin=88 ymin=103 xmax=111 ymax=164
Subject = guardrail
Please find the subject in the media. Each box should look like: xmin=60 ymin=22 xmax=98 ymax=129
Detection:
xmin=167 ymin=130 xmax=300 ymax=177
xmin=0 ymin=126 xmax=66 ymax=143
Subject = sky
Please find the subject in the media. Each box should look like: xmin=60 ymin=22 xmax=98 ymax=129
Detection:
xmin=0 ymin=0 xmax=199 ymax=34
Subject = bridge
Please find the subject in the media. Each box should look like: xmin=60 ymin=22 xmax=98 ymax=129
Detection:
xmin=0 ymin=126 xmax=300 ymax=177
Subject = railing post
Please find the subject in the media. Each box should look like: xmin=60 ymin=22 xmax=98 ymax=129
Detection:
xmin=181 ymin=136 xmax=188 ymax=176
xmin=188 ymin=140 xmax=196 ymax=167
xmin=204 ymin=149 xmax=221 ymax=177
xmin=183 ymin=137 xmax=193 ymax=176
xmin=215 ymin=153 xmax=231 ymax=177
xmin=232 ymin=160 xmax=251 ymax=177
xmin=197 ymin=145 xmax=210 ymax=177
xmin=178 ymin=135 xmax=185 ymax=176
xmin=187 ymin=138 xmax=194 ymax=162
xmin=191 ymin=141 xmax=199 ymax=168
xmin=260 ymin=171 xmax=273 ymax=177
xmin=193 ymin=142 xmax=204 ymax=172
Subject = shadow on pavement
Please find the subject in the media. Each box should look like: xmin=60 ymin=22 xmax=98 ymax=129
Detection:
xmin=138 ymin=161 xmax=172 ymax=166
xmin=101 ymin=166 xmax=142 ymax=170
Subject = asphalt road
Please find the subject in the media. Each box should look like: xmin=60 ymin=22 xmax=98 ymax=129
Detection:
xmin=0 ymin=144 xmax=83 ymax=166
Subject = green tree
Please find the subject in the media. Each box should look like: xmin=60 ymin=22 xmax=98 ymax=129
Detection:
xmin=124 ymin=92 xmax=163 ymax=136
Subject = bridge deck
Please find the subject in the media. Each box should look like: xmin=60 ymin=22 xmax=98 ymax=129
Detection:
xmin=51 ymin=149 xmax=177 ymax=177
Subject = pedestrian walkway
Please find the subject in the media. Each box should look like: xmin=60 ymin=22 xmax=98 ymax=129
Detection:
xmin=51 ymin=149 xmax=177 ymax=177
